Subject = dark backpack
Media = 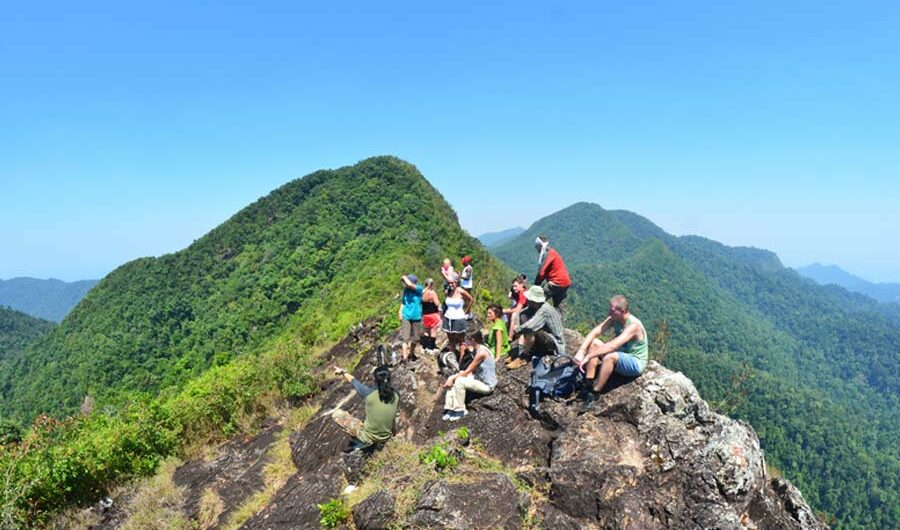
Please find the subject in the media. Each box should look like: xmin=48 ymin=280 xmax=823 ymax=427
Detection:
xmin=528 ymin=354 xmax=583 ymax=414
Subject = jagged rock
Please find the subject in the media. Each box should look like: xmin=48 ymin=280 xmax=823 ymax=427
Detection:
xmin=352 ymin=490 xmax=396 ymax=530
xmin=409 ymin=473 xmax=528 ymax=529
xmin=239 ymin=325 xmax=824 ymax=530
xmin=537 ymin=361 xmax=823 ymax=530
xmin=173 ymin=420 xmax=283 ymax=525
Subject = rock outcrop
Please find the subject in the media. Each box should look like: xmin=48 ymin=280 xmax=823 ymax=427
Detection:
xmin=239 ymin=321 xmax=825 ymax=530
xmin=87 ymin=320 xmax=822 ymax=529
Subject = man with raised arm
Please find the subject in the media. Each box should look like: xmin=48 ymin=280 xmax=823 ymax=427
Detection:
xmin=574 ymin=294 xmax=648 ymax=408
xmin=534 ymin=235 xmax=571 ymax=315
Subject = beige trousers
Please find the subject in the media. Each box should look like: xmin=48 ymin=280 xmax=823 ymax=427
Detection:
xmin=444 ymin=375 xmax=493 ymax=412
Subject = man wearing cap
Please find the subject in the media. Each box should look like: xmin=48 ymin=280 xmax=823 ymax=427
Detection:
xmin=534 ymin=235 xmax=571 ymax=316
xmin=398 ymin=274 xmax=423 ymax=362
xmin=507 ymin=285 xmax=566 ymax=368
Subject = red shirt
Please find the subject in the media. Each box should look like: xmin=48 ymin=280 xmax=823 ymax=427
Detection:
xmin=536 ymin=248 xmax=571 ymax=288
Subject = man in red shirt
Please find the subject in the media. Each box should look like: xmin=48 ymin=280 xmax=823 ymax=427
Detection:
xmin=534 ymin=235 xmax=571 ymax=316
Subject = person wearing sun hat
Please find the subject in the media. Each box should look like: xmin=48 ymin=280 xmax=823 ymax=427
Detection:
xmin=398 ymin=273 xmax=423 ymax=362
xmin=507 ymin=285 xmax=566 ymax=368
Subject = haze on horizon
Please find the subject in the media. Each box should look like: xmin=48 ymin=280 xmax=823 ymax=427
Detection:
xmin=2 ymin=1 xmax=898 ymax=283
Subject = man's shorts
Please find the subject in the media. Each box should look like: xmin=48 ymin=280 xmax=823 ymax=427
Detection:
xmin=614 ymin=352 xmax=646 ymax=377
xmin=401 ymin=319 xmax=422 ymax=342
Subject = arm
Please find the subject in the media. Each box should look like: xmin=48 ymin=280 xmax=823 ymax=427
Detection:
xmin=513 ymin=307 xmax=546 ymax=338
xmin=459 ymin=288 xmax=474 ymax=311
xmin=535 ymin=251 xmax=552 ymax=284
xmin=575 ymin=317 xmax=612 ymax=358
xmin=581 ymin=324 xmax=639 ymax=362
xmin=445 ymin=348 xmax=487 ymax=387
xmin=333 ymin=365 xmax=373 ymax=397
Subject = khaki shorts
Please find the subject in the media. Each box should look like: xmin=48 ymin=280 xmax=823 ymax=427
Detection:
xmin=401 ymin=319 xmax=422 ymax=342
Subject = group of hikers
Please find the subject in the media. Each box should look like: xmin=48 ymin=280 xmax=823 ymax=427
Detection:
xmin=330 ymin=235 xmax=649 ymax=450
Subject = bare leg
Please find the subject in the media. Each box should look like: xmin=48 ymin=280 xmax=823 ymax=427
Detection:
xmin=592 ymin=352 xmax=620 ymax=393
xmin=584 ymin=339 xmax=606 ymax=379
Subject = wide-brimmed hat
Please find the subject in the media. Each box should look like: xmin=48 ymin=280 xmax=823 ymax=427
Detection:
xmin=524 ymin=285 xmax=546 ymax=303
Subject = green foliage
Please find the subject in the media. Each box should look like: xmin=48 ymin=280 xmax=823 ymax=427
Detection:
xmin=1 ymin=156 xmax=512 ymax=422
xmin=418 ymin=442 xmax=459 ymax=472
xmin=0 ymin=305 xmax=54 ymax=364
xmin=455 ymin=426 xmax=469 ymax=442
xmin=494 ymin=202 xmax=900 ymax=529
xmin=0 ymin=333 xmax=318 ymax=528
xmin=317 ymin=498 xmax=349 ymax=528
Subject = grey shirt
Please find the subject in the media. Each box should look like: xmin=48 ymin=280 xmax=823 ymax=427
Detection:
xmin=518 ymin=303 xmax=566 ymax=354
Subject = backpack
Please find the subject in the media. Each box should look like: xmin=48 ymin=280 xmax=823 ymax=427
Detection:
xmin=528 ymin=354 xmax=583 ymax=414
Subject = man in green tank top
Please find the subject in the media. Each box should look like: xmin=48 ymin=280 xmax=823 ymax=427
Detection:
xmin=574 ymin=295 xmax=648 ymax=408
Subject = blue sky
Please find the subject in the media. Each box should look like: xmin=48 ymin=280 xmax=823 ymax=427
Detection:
xmin=2 ymin=1 xmax=898 ymax=282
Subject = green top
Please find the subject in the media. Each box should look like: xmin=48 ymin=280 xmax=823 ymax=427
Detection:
xmin=360 ymin=390 xmax=400 ymax=444
xmin=487 ymin=319 xmax=510 ymax=357
xmin=613 ymin=315 xmax=648 ymax=363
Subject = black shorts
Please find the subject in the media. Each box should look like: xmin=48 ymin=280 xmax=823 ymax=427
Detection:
xmin=442 ymin=316 xmax=466 ymax=334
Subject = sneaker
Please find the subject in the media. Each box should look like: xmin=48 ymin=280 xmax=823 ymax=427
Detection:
xmin=441 ymin=411 xmax=452 ymax=421
xmin=447 ymin=410 xmax=468 ymax=422
xmin=506 ymin=358 xmax=528 ymax=370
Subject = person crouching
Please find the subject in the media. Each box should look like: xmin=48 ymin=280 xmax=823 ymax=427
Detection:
xmin=441 ymin=330 xmax=497 ymax=422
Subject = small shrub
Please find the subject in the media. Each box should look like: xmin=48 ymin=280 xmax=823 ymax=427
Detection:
xmin=418 ymin=443 xmax=458 ymax=472
xmin=455 ymin=427 xmax=469 ymax=442
xmin=317 ymin=498 xmax=349 ymax=528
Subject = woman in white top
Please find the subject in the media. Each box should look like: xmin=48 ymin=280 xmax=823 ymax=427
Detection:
xmin=442 ymin=273 xmax=473 ymax=354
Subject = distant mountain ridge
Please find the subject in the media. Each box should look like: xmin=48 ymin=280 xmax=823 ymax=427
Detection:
xmin=491 ymin=201 xmax=900 ymax=529
xmin=0 ymin=277 xmax=98 ymax=322
xmin=796 ymin=262 xmax=900 ymax=304
xmin=476 ymin=226 xmax=525 ymax=247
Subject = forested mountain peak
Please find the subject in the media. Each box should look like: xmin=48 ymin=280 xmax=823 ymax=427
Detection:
xmin=0 ymin=156 xmax=510 ymax=422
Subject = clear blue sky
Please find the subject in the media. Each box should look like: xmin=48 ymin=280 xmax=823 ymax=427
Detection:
xmin=2 ymin=1 xmax=898 ymax=282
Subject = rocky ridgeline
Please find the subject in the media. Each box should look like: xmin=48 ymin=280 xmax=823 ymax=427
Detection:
xmin=237 ymin=322 xmax=824 ymax=530
xmin=87 ymin=321 xmax=824 ymax=529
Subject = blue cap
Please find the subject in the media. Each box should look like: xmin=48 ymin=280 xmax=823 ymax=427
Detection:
xmin=407 ymin=274 xmax=418 ymax=284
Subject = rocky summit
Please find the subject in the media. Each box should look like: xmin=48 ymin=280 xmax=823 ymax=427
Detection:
xmin=87 ymin=320 xmax=825 ymax=529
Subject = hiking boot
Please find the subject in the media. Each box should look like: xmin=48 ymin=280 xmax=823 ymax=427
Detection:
xmin=506 ymin=358 xmax=528 ymax=370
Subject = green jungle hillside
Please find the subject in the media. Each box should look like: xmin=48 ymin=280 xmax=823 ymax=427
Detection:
xmin=0 ymin=306 xmax=54 ymax=394
xmin=0 ymin=157 xmax=514 ymax=528
xmin=0 ymin=156 xmax=511 ymax=423
xmin=493 ymin=202 xmax=900 ymax=530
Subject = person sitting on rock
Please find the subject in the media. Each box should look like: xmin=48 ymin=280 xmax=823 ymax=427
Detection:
xmin=574 ymin=294 xmax=648 ymax=408
xmin=331 ymin=364 xmax=400 ymax=451
xmin=442 ymin=330 xmax=497 ymax=421
xmin=507 ymin=285 xmax=566 ymax=369
xmin=485 ymin=304 xmax=510 ymax=360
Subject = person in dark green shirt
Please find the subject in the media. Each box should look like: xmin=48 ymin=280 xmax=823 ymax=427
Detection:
xmin=331 ymin=364 xmax=400 ymax=450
